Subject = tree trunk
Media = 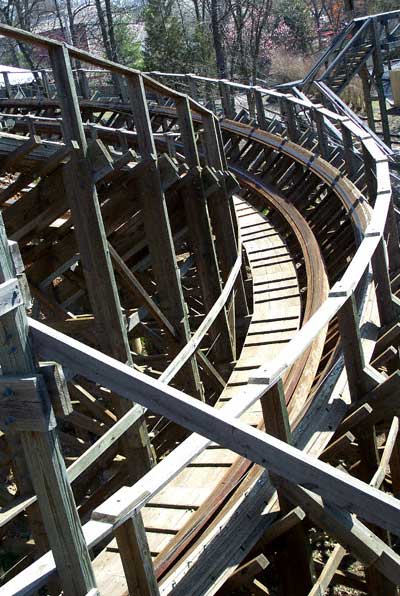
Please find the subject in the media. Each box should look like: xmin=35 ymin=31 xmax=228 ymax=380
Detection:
xmin=210 ymin=0 xmax=227 ymax=78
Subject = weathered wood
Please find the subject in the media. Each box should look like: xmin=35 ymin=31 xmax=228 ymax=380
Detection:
xmin=175 ymin=96 xmax=234 ymax=362
xmin=115 ymin=514 xmax=159 ymax=596
xmin=30 ymin=317 xmax=400 ymax=538
xmin=261 ymin=379 xmax=315 ymax=595
xmin=254 ymin=506 xmax=306 ymax=550
xmin=278 ymin=479 xmax=400 ymax=586
xmin=337 ymin=292 xmax=377 ymax=401
xmin=127 ymin=72 xmax=203 ymax=399
xmin=0 ymin=216 xmax=97 ymax=594
xmin=49 ymin=43 xmax=153 ymax=479
xmin=222 ymin=554 xmax=269 ymax=592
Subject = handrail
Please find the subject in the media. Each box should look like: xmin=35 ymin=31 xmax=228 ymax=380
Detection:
xmin=0 ymin=24 xmax=213 ymax=119
xmin=161 ymin=254 xmax=241 ymax=384
xmin=0 ymin=16 xmax=399 ymax=595
xmin=320 ymin=17 xmax=372 ymax=80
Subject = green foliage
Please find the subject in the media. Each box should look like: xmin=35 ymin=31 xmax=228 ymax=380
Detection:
xmin=274 ymin=0 xmax=314 ymax=53
xmin=143 ymin=0 xmax=190 ymax=72
xmin=114 ymin=18 xmax=144 ymax=69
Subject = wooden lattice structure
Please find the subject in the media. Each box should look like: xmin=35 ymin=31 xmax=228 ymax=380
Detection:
xmin=0 ymin=12 xmax=399 ymax=596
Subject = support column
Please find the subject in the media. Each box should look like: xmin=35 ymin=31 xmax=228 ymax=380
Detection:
xmin=176 ymin=96 xmax=234 ymax=363
xmin=372 ymin=19 xmax=391 ymax=148
xmin=49 ymin=44 xmax=153 ymax=480
xmin=0 ymin=217 xmax=97 ymax=595
xmin=127 ymin=73 xmax=203 ymax=399
xmin=261 ymin=380 xmax=315 ymax=595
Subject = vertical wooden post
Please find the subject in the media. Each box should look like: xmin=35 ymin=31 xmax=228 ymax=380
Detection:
xmin=337 ymin=291 xmax=371 ymax=402
xmin=361 ymin=142 xmax=376 ymax=201
xmin=261 ymin=380 xmax=315 ymax=595
xmin=115 ymin=514 xmax=159 ymax=596
xmin=48 ymin=44 xmax=153 ymax=480
xmin=219 ymin=80 xmax=235 ymax=119
xmin=186 ymin=74 xmax=198 ymax=102
xmin=3 ymin=72 xmax=11 ymax=98
xmin=340 ymin=122 xmax=357 ymax=179
xmin=246 ymin=86 xmax=256 ymax=120
xmin=336 ymin=279 xmax=397 ymax=595
xmin=312 ymin=108 xmax=330 ymax=160
xmin=77 ymin=69 xmax=90 ymax=99
xmin=280 ymin=98 xmax=299 ymax=142
xmin=40 ymin=69 xmax=50 ymax=98
xmin=360 ymin=65 xmax=376 ymax=133
xmin=254 ymin=89 xmax=267 ymax=130
xmin=202 ymin=113 xmax=248 ymax=336
xmin=175 ymin=96 xmax=234 ymax=363
xmin=0 ymin=217 xmax=98 ymax=595
xmin=127 ymin=73 xmax=203 ymax=399
xmin=371 ymin=236 xmax=400 ymax=327
xmin=372 ymin=19 xmax=391 ymax=148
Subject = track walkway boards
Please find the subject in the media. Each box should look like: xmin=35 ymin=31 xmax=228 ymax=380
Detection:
xmin=93 ymin=196 xmax=302 ymax=594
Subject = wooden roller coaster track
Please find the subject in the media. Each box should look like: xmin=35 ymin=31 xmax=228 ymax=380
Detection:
xmin=0 ymin=12 xmax=399 ymax=596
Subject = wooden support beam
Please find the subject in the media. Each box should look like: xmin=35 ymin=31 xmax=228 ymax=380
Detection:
xmin=0 ymin=216 xmax=97 ymax=594
xmin=280 ymin=97 xmax=299 ymax=142
xmin=30 ymin=317 xmax=400 ymax=539
xmin=109 ymin=242 xmax=179 ymax=342
xmin=371 ymin=237 xmax=400 ymax=327
xmin=175 ymin=96 xmax=234 ymax=362
xmin=222 ymin=554 xmax=269 ymax=593
xmin=278 ymin=479 xmax=400 ymax=587
xmin=127 ymin=72 xmax=203 ymax=400
xmin=372 ymin=19 xmax=391 ymax=147
xmin=320 ymin=431 xmax=356 ymax=462
xmin=253 ymin=506 xmax=306 ymax=551
xmin=261 ymin=380 xmax=315 ymax=595
xmin=254 ymin=90 xmax=267 ymax=130
xmin=337 ymin=291 xmax=379 ymax=401
xmin=49 ymin=43 xmax=153 ymax=480
xmin=115 ymin=514 xmax=159 ymax=596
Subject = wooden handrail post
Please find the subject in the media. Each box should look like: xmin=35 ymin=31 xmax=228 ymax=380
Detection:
xmin=340 ymin=122 xmax=357 ymax=179
xmin=254 ymin=89 xmax=267 ymax=130
xmin=219 ymin=80 xmax=235 ymax=119
xmin=175 ymin=96 xmax=235 ymax=363
xmin=0 ymin=217 xmax=98 ymax=595
xmin=115 ymin=513 xmax=159 ymax=596
xmin=246 ymin=86 xmax=256 ymax=120
xmin=202 ymin=112 xmax=249 ymax=345
xmin=126 ymin=72 xmax=203 ymax=399
xmin=336 ymin=289 xmax=380 ymax=402
xmin=261 ymin=379 xmax=315 ymax=595
xmin=371 ymin=236 xmax=400 ymax=326
xmin=48 ymin=43 xmax=153 ymax=479
xmin=186 ymin=74 xmax=198 ymax=102
xmin=40 ymin=69 xmax=50 ymax=98
xmin=2 ymin=72 xmax=11 ymax=98
xmin=280 ymin=97 xmax=299 ymax=142
xmin=77 ymin=68 xmax=90 ymax=99
xmin=312 ymin=108 xmax=330 ymax=160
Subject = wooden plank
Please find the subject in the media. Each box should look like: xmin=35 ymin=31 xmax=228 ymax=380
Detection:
xmin=115 ymin=514 xmax=159 ymax=596
xmin=278 ymin=479 xmax=400 ymax=586
xmin=0 ymin=216 xmax=97 ymax=594
xmin=49 ymin=43 xmax=153 ymax=480
xmin=175 ymin=96 xmax=234 ymax=362
xmin=261 ymin=380 xmax=314 ymax=595
xmin=160 ymin=255 xmax=240 ymax=384
xmin=29 ymin=318 xmax=400 ymax=537
xmin=127 ymin=73 xmax=203 ymax=399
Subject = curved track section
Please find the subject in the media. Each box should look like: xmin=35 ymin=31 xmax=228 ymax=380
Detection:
xmin=0 ymin=69 xmax=396 ymax=596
